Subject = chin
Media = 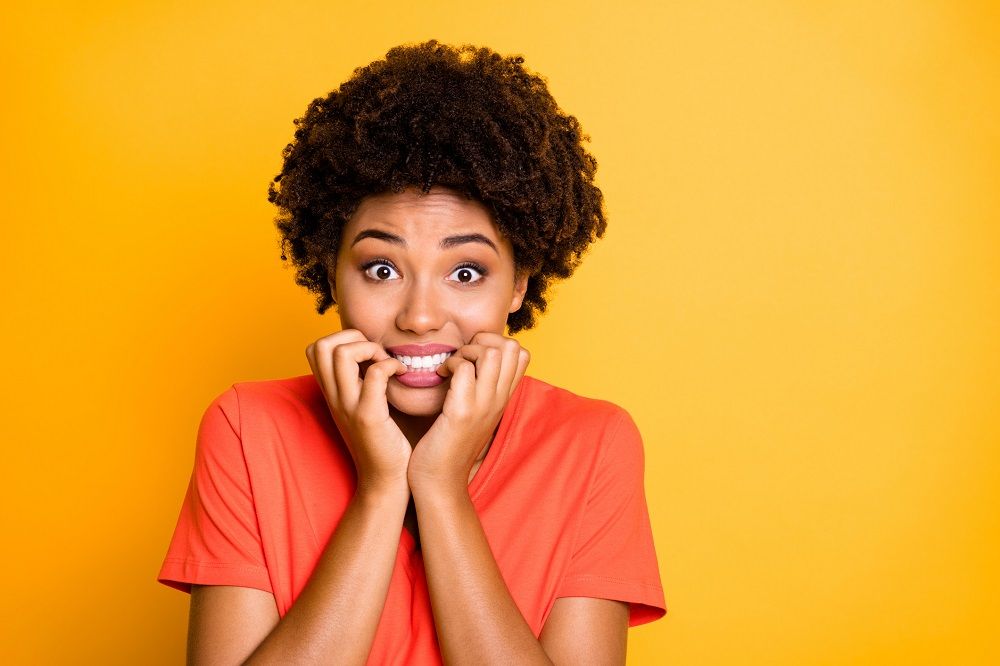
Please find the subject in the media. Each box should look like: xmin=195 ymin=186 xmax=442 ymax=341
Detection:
xmin=386 ymin=380 xmax=447 ymax=417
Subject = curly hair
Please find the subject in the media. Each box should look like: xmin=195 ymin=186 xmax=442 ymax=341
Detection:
xmin=267 ymin=39 xmax=607 ymax=334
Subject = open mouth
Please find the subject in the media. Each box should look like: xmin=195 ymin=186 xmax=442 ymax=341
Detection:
xmin=391 ymin=351 xmax=454 ymax=374
xmin=383 ymin=344 xmax=458 ymax=388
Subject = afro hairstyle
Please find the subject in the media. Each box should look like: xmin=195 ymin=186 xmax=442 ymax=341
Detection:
xmin=267 ymin=39 xmax=607 ymax=334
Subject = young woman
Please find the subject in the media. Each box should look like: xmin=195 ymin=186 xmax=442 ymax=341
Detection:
xmin=158 ymin=40 xmax=666 ymax=664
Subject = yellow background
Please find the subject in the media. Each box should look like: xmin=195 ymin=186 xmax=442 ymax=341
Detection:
xmin=2 ymin=1 xmax=997 ymax=663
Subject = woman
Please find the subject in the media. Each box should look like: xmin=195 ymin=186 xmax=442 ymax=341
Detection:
xmin=158 ymin=40 xmax=666 ymax=664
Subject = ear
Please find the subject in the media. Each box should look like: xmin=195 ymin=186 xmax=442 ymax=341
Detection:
xmin=509 ymin=271 xmax=529 ymax=313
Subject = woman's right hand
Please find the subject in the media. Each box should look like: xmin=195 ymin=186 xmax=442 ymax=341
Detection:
xmin=305 ymin=329 xmax=411 ymax=494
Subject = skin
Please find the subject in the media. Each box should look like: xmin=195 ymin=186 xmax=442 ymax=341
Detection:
xmin=186 ymin=186 xmax=629 ymax=665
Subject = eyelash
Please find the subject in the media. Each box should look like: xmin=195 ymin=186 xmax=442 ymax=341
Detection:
xmin=451 ymin=262 xmax=489 ymax=283
xmin=359 ymin=258 xmax=489 ymax=285
xmin=359 ymin=257 xmax=397 ymax=282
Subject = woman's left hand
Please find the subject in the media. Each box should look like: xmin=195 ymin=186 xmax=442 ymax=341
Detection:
xmin=406 ymin=332 xmax=530 ymax=496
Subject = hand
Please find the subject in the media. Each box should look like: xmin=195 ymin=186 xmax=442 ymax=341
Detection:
xmin=306 ymin=329 xmax=411 ymax=494
xmin=406 ymin=332 xmax=530 ymax=496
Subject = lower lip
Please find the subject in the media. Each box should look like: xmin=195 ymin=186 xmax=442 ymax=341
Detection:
xmin=394 ymin=370 xmax=446 ymax=388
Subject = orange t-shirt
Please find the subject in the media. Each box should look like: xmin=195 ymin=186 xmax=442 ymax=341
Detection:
xmin=158 ymin=373 xmax=666 ymax=662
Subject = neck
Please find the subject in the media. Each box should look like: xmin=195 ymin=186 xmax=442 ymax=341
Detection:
xmin=389 ymin=406 xmax=439 ymax=448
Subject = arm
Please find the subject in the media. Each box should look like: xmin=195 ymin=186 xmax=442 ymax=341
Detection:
xmin=412 ymin=484 xmax=553 ymax=665
xmin=187 ymin=483 xmax=410 ymax=665
xmin=407 ymin=332 xmax=637 ymax=664
xmin=412 ymin=484 xmax=629 ymax=665
xmin=186 ymin=330 xmax=417 ymax=664
xmin=538 ymin=597 xmax=629 ymax=665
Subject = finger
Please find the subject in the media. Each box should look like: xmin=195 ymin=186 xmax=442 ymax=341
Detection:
xmin=469 ymin=331 xmax=506 ymax=348
xmin=305 ymin=342 xmax=317 ymax=375
xmin=475 ymin=346 xmax=503 ymax=405
xmin=451 ymin=344 xmax=488 ymax=364
xmin=330 ymin=339 xmax=389 ymax=413
xmin=437 ymin=347 xmax=476 ymax=377
xmin=509 ymin=347 xmax=531 ymax=399
xmin=437 ymin=344 xmax=493 ymax=379
xmin=358 ymin=357 xmax=407 ymax=415
xmin=495 ymin=339 xmax=522 ymax=399
xmin=444 ymin=359 xmax=477 ymax=414
xmin=437 ymin=350 xmax=470 ymax=378
xmin=313 ymin=329 xmax=366 ymax=395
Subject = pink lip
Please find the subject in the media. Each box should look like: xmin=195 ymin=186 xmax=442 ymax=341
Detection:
xmin=384 ymin=343 xmax=457 ymax=389
xmin=384 ymin=343 xmax=458 ymax=356
xmin=394 ymin=371 xmax=446 ymax=388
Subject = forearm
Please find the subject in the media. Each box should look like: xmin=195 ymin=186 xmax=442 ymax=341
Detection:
xmin=245 ymin=483 xmax=410 ymax=665
xmin=412 ymin=484 xmax=554 ymax=666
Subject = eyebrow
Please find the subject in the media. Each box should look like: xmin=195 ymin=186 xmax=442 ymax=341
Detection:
xmin=349 ymin=228 xmax=499 ymax=256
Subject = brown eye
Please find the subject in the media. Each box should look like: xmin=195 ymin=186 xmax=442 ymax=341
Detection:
xmin=362 ymin=261 xmax=400 ymax=281
xmin=447 ymin=264 xmax=486 ymax=284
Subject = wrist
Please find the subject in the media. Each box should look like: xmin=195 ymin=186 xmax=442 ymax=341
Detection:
xmin=354 ymin=476 xmax=411 ymax=505
xmin=409 ymin=475 xmax=470 ymax=504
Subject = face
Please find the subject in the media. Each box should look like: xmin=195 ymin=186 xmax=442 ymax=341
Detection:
xmin=330 ymin=185 xmax=528 ymax=418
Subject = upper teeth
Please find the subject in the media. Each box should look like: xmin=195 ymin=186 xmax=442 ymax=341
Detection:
xmin=393 ymin=352 xmax=453 ymax=370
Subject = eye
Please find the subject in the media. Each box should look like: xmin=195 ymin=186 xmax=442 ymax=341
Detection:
xmin=447 ymin=262 xmax=487 ymax=284
xmin=361 ymin=259 xmax=400 ymax=282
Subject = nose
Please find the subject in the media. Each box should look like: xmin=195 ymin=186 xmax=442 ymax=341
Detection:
xmin=395 ymin=276 xmax=446 ymax=335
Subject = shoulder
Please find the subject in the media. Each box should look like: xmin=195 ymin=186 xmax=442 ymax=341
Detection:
xmin=512 ymin=376 xmax=646 ymax=486
xmin=199 ymin=374 xmax=324 ymax=433
xmin=229 ymin=373 xmax=320 ymax=403
xmin=517 ymin=375 xmax=634 ymax=430
xmin=515 ymin=375 xmax=642 ymax=464
xmin=227 ymin=373 xmax=323 ymax=414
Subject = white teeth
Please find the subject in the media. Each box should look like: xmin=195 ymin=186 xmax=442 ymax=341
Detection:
xmin=392 ymin=351 xmax=453 ymax=372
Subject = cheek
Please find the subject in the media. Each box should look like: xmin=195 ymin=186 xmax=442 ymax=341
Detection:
xmin=454 ymin=296 xmax=511 ymax=335
xmin=335 ymin=294 xmax=388 ymax=336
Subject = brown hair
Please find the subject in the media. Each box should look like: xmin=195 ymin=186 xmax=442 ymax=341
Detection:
xmin=268 ymin=39 xmax=607 ymax=333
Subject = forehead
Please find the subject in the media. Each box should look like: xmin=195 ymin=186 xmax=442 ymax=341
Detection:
xmin=346 ymin=186 xmax=501 ymax=239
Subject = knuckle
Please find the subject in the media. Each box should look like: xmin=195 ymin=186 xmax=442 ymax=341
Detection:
xmin=325 ymin=329 xmax=362 ymax=349
xmin=315 ymin=339 xmax=335 ymax=357
xmin=335 ymin=328 xmax=363 ymax=340
xmin=365 ymin=362 xmax=389 ymax=378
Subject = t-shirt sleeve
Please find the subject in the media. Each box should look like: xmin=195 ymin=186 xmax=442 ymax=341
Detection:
xmin=156 ymin=386 xmax=272 ymax=595
xmin=555 ymin=408 xmax=667 ymax=626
